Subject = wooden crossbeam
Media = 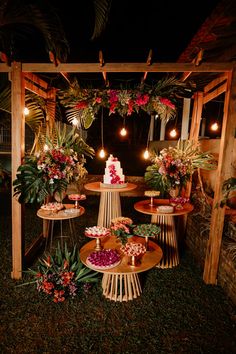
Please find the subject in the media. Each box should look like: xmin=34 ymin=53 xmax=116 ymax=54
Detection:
xmin=203 ymin=82 xmax=227 ymax=104
xmin=204 ymin=74 xmax=227 ymax=93
xmin=99 ymin=50 xmax=108 ymax=86
xmin=141 ymin=49 xmax=153 ymax=83
xmin=24 ymin=72 xmax=48 ymax=89
xmin=13 ymin=62 xmax=233 ymax=73
xmin=24 ymin=78 xmax=48 ymax=99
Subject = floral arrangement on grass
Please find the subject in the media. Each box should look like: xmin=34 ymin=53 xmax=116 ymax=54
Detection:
xmin=13 ymin=123 xmax=95 ymax=204
xmin=58 ymin=77 xmax=194 ymax=129
xmin=133 ymin=223 xmax=161 ymax=238
xmin=145 ymin=139 xmax=217 ymax=194
xmin=18 ymin=242 xmax=98 ymax=303
xmin=110 ymin=216 xmax=134 ymax=245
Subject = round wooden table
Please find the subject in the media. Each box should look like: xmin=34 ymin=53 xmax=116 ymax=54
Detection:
xmin=80 ymin=236 xmax=163 ymax=302
xmin=134 ymin=199 xmax=193 ymax=269
xmin=84 ymin=182 xmax=137 ymax=227
xmin=37 ymin=204 xmax=85 ymax=250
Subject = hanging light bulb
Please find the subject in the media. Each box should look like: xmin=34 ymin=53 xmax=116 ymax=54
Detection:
xmin=99 ymin=148 xmax=106 ymax=158
xmin=120 ymin=127 xmax=127 ymax=136
xmin=23 ymin=107 xmax=29 ymax=115
xmin=98 ymin=108 xmax=106 ymax=159
xmin=143 ymin=148 xmax=150 ymax=160
xmin=120 ymin=117 xmax=127 ymax=137
xmin=210 ymin=122 xmax=219 ymax=131
xmin=169 ymin=128 xmax=177 ymax=138
xmin=71 ymin=117 xmax=79 ymax=126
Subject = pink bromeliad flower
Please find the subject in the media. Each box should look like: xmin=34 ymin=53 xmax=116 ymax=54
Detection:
xmin=135 ymin=94 xmax=149 ymax=106
xmin=159 ymin=97 xmax=175 ymax=109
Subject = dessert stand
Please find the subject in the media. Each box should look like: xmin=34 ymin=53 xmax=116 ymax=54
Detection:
xmin=80 ymin=236 xmax=162 ymax=302
xmin=84 ymin=182 xmax=137 ymax=228
xmin=84 ymin=226 xmax=110 ymax=251
xmin=134 ymin=199 xmax=193 ymax=268
xmin=68 ymin=193 xmax=86 ymax=209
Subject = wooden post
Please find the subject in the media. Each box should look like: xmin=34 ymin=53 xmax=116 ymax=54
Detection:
xmin=181 ymin=98 xmax=191 ymax=140
xmin=203 ymin=69 xmax=235 ymax=284
xmin=11 ymin=62 xmax=25 ymax=279
xmin=189 ymin=92 xmax=203 ymax=141
xmin=186 ymin=92 xmax=204 ymax=197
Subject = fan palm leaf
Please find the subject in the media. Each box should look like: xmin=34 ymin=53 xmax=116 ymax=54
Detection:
xmin=0 ymin=0 xmax=69 ymax=63
xmin=90 ymin=0 xmax=112 ymax=40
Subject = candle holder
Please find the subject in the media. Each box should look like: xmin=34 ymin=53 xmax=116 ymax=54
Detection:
xmin=85 ymin=226 xmax=110 ymax=252
xmin=120 ymin=242 xmax=146 ymax=267
xmin=132 ymin=223 xmax=161 ymax=252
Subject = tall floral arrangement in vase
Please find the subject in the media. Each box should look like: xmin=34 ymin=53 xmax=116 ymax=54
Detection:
xmin=13 ymin=123 xmax=95 ymax=205
xmin=145 ymin=140 xmax=217 ymax=196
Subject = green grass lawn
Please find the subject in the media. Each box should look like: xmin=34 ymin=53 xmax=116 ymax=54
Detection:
xmin=0 ymin=193 xmax=235 ymax=354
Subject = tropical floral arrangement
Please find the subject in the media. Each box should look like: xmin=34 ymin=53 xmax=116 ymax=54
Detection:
xmin=110 ymin=216 xmax=134 ymax=245
xmin=145 ymin=140 xmax=217 ymax=194
xmin=58 ymin=77 xmax=194 ymax=129
xmin=18 ymin=243 xmax=98 ymax=303
xmin=13 ymin=123 xmax=95 ymax=204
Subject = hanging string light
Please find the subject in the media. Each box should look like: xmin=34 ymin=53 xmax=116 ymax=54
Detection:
xmin=143 ymin=118 xmax=151 ymax=160
xmin=210 ymin=122 xmax=219 ymax=131
xmin=169 ymin=127 xmax=178 ymax=138
xmin=98 ymin=107 xmax=106 ymax=159
xmin=120 ymin=118 xmax=127 ymax=137
xmin=210 ymin=100 xmax=222 ymax=132
xmin=23 ymin=107 xmax=29 ymax=115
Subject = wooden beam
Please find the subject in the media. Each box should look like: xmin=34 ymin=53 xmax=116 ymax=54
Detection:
xmin=14 ymin=62 xmax=233 ymax=73
xmin=189 ymin=92 xmax=203 ymax=141
xmin=204 ymin=74 xmax=227 ymax=93
xmin=0 ymin=63 xmax=11 ymax=72
xmin=24 ymin=79 xmax=47 ymax=99
xmin=24 ymin=72 xmax=48 ymax=89
xmin=203 ymin=69 xmax=236 ymax=284
xmin=186 ymin=92 xmax=204 ymax=198
xmin=141 ymin=49 xmax=153 ymax=83
xmin=203 ymin=82 xmax=227 ymax=104
xmin=11 ymin=62 xmax=25 ymax=280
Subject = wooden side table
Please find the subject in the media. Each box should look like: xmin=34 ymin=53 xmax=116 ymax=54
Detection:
xmin=37 ymin=204 xmax=85 ymax=250
xmin=84 ymin=182 xmax=137 ymax=227
xmin=79 ymin=236 xmax=163 ymax=302
xmin=134 ymin=199 xmax=193 ymax=269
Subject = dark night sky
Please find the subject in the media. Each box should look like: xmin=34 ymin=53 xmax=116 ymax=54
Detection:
xmin=51 ymin=0 xmax=221 ymax=63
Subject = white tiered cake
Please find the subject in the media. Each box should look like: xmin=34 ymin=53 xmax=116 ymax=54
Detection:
xmin=101 ymin=154 xmax=127 ymax=188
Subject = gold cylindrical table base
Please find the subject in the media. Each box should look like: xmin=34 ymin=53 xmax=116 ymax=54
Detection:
xmin=102 ymin=273 xmax=142 ymax=302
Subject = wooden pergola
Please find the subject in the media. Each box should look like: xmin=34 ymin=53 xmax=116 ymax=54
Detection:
xmin=0 ymin=60 xmax=235 ymax=286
